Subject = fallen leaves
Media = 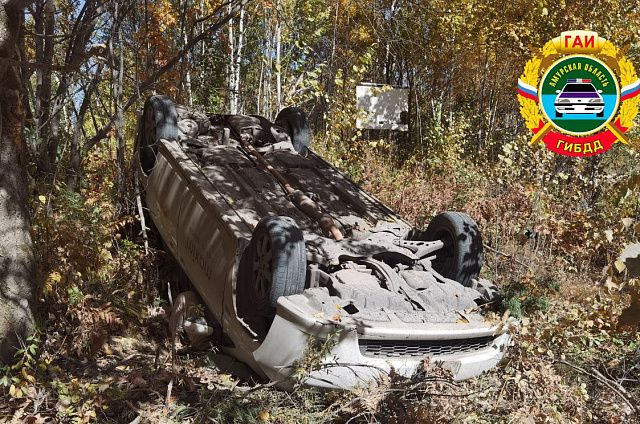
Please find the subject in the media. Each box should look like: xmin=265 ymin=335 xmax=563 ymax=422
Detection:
xmin=126 ymin=370 xmax=148 ymax=389
xmin=456 ymin=312 xmax=469 ymax=324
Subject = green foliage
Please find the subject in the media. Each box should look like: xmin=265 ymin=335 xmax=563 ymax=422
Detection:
xmin=67 ymin=285 xmax=84 ymax=307
xmin=0 ymin=333 xmax=45 ymax=400
xmin=500 ymin=272 xmax=560 ymax=318
xmin=32 ymin=148 xmax=145 ymax=309
xmin=293 ymin=329 xmax=341 ymax=388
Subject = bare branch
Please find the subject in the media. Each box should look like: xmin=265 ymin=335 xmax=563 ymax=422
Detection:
xmin=0 ymin=44 xmax=106 ymax=72
xmin=84 ymin=0 xmax=250 ymax=152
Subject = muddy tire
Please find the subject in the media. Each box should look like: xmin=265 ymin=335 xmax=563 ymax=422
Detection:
xmin=275 ymin=107 xmax=310 ymax=155
xmin=139 ymin=96 xmax=179 ymax=175
xmin=241 ymin=216 xmax=306 ymax=316
xmin=423 ymin=212 xmax=483 ymax=287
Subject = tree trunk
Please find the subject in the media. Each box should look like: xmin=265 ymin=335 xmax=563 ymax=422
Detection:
xmin=227 ymin=2 xmax=244 ymax=114
xmin=34 ymin=0 xmax=55 ymax=176
xmin=114 ymin=2 xmax=126 ymax=205
xmin=0 ymin=0 xmax=36 ymax=364
xmin=227 ymin=3 xmax=234 ymax=113
xmin=67 ymin=62 xmax=104 ymax=191
xmin=178 ymin=0 xmax=193 ymax=106
xmin=47 ymin=74 xmax=69 ymax=179
xmin=48 ymin=0 xmax=103 ymax=185
xmin=275 ymin=0 xmax=281 ymax=113
xmin=233 ymin=6 xmax=244 ymax=113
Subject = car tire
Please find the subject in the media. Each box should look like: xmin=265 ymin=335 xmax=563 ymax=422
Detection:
xmin=275 ymin=107 xmax=310 ymax=155
xmin=422 ymin=212 xmax=483 ymax=287
xmin=175 ymin=104 xmax=210 ymax=135
xmin=139 ymin=95 xmax=179 ymax=175
xmin=597 ymin=111 xmax=604 ymax=118
xmin=241 ymin=216 xmax=306 ymax=317
xmin=556 ymin=111 xmax=563 ymax=118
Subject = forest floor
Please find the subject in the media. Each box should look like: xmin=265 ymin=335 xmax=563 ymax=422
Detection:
xmin=1 ymin=263 xmax=638 ymax=423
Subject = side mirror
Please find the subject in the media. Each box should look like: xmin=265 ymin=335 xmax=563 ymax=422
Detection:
xmin=598 ymin=90 xmax=603 ymax=93
xmin=556 ymin=90 xmax=561 ymax=93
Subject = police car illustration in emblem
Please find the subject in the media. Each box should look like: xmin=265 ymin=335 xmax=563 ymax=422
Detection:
xmin=554 ymin=78 xmax=605 ymax=118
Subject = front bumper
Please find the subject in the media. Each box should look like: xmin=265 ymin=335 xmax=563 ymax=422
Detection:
xmin=253 ymin=297 xmax=511 ymax=390
xmin=554 ymin=103 xmax=604 ymax=114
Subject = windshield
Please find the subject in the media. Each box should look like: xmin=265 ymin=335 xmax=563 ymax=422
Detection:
xmin=562 ymin=83 xmax=597 ymax=93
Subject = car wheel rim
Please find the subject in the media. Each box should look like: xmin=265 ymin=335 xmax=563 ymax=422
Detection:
xmin=252 ymin=233 xmax=272 ymax=301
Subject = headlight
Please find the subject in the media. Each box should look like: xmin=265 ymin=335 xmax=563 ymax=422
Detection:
xmin=588 ymin=98 xmax=602 ymax=103
xmin=557 ymin=99 xmax=571 ymax=103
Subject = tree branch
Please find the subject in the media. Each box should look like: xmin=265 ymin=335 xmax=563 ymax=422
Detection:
xmin=84 ymin=0 xmax=249 ymax=152
xmin=0 ymin=44 xmax=106 ymax=72
xmin=556 ymin=359 xmax=640 ymax=415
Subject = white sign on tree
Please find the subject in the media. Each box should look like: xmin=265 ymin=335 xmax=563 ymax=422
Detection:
xmin=356 ymin=84 xmax=408 ymax=131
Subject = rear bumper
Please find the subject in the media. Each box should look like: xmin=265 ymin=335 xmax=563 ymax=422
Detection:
xmin=253 ymin=298 xmax=510 ymax=390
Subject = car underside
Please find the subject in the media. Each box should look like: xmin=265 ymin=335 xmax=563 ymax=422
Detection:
xmin=137 ymin=95 xmax=510 ymax=389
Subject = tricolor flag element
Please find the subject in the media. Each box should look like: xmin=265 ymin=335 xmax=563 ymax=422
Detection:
xmin=621 ymin=78 xmax=640 ymax=101
xmin=517 ymin=78 xmax=538 ymax=101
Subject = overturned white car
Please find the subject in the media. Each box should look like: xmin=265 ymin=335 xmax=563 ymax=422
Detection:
xmin=137 ymin=95 xmax=510 ymax=389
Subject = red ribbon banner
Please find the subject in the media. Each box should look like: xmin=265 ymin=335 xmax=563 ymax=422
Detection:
xmin=532 ymin=119 xmax=627 ymax=157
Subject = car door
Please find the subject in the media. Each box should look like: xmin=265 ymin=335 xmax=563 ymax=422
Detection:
xmin=146 ymin=143 xmax=189 ymax=253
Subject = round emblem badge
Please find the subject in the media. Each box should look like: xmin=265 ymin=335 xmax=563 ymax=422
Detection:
xmin=517 ymin=31 xmax=639 ymax=156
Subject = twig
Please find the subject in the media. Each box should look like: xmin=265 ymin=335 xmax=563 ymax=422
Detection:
xmin=591 ymin=367 xmax=639 ymax=413
xmin=125 ymin=400 xmax=141 ymax=424
xmin=154 ymin=347 xmax=161 ymax=369
xmin=134 ymin=171 xmax=149 ymax=256
xmin=345 ymin=411 xmax=376 ymax=424
xmin=165 ymin=377 xmax=174 ymax=416
xmin=165 ymin=323 xmax=177 ymax=416
xmin=233 ymin=379 xmax=280 ymax=397
xmin=556 ymin=360 xmax=639 ymax=415
xmin=99 ymin=353 xmax=142 ymax=372
xmin=483 ymin=244 xmax=532 ymax=269
xmin=0 ymin=44 xmax=104 ymax=72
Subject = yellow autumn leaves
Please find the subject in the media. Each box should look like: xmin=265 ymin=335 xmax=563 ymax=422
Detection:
xmin=600 ymin=40 xmax=618 ymax=59
xmin=521 ymin=56 xmax=541 ymax=87
xmin=518 ymin=96 xmax=541 ymax=131
xmin=618 ymin=57 xmax=639 ymax=130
